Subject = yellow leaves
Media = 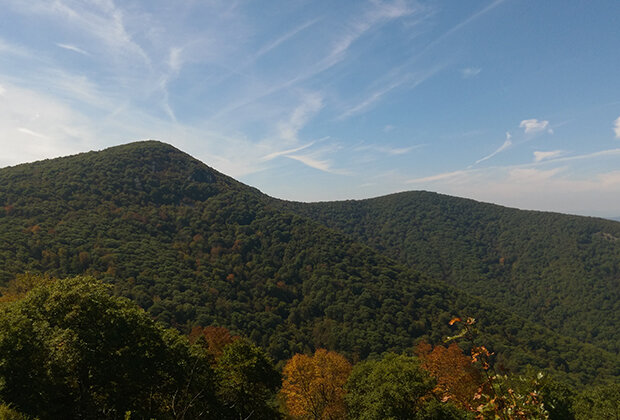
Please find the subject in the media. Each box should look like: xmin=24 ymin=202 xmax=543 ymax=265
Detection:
xmin=281 ymin=349 xmax=352 ymax=420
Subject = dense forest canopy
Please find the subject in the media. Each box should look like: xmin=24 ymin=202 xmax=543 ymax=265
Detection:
xmin=280 ymin=192 xmax=620 ymax=354
xmin=0 ymin=141 xmax=618 ymax=391
xmin=1 ymin=275 xmax=618 ymax=419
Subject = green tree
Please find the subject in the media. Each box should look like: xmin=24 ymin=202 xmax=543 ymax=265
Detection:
xmin=573 ymin=383 xmax=619 ymax=420
xmin=539 ymin=377 xmax=575 ymax=420
xmin=0 ymin=275 xmax=219 ymax=419
xmin=345 ymin=353 xmax=466 ymax=420
xmin=215 ymin=338 xmax=281 ymax=419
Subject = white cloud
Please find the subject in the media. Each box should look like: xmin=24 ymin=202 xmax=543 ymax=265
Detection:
xmin=533 ymin=150 xmax=563 ymax=162
xmin=532 ymin=148 xmax=620 ymax=165
xmin=277 ymin=92 xmax=323 ymax=143
xmin=261 ymin=142 xmax=315 ymax=161
xmin=17 ymin=127 xmax=51 ymax=140
xmin=385 ymin=146 xmax=416 ymax=155
xmin=419 ymin=0 xmax=506 ymax=55
xmin=508 ymin=167 xmax=565 ymax=182
xmin=7 ymin=0 xmax=150 ymax=65
xmin=34 ymin=69 xmax=115 ymax=111
xmin=355 ymin=143 xmax=419 ymax=156
xmin=338 ymin=64 xmax=443 ymax=119
xmin=614 ymin=116 xmax=620 ymax=138
xmin=520 ymin=118 xmax=550 ymax=134
xmin=167 ymin=47 xmax=184 ymax=74
xmin=285 ymin=154 xmax=332 ymax=173
xmin=401 ymin=147 xmax=620 ymax=217
xmin=338 ymin=80 xmax=404 ymax=118
xmin=329 ymin=0 xmax=416 ymax=61
xmin=461 ymin=67 xmax=481 ymax=78
xmin=252 ymin=18 xmax=320 ymax=62
xmin=56 ymin=43 xmax=89 ymax=56
xmin=0 ymin=82 xmax=96 ymax=166
xmin=472 ymin=132 xmax=512 ymax=165
xmin=407 ymin=169 xmax=470 ymax=184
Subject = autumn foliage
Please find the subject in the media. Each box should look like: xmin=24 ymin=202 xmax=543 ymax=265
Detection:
xmin=189 ymin=325 xmax=239 ymax=359
xmin=444 ymin=317 xmax=549 ymax=419
xmin=416 ymin=341 xmax=482 ymax=410
xmin=280 ymin=349 xmax=352 ymax=420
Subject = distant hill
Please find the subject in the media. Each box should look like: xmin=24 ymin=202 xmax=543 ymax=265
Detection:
xmin=280 ymin=192 xmax=620 ymax=355
xmin=0 ymin=141 xmax=617 ymax=386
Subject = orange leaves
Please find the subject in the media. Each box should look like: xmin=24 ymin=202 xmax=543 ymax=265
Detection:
xmin=470 ymin=346 xmax=493 ymax=370
xmin=189 ymin=325 xmax=238 ymax=359
xmin=281 ymin=349 xmax=352 ymax=420
xmin=416 ymin=342 xmax=483 ymax=411
xmin=449 ymin=317 xmax=461 ymax=325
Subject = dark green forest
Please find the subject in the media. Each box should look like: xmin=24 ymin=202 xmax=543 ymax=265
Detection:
xmin=0 ymin=141 xmax=618 ymax=418
xmin=280 ymin=192 xmax=620 ymax=355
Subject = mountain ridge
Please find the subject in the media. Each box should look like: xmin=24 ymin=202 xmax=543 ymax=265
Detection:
xmin=0 ymin=140 xmax=617 ymax=386
xmin=278 ymin=190 xmax=620 ymax=354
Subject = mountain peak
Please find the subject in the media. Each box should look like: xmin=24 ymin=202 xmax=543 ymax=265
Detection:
xmin=0 ymin=140 xmax=241 ymax=210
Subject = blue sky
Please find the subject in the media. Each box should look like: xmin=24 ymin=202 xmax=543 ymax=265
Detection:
xmin=1 ymin=0 xmax=619 ymax=217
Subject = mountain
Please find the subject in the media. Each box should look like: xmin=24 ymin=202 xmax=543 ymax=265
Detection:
xmin=0 ymin=141 xmax=617 ymax=386
xmin=279 ymin=192 xmax=620 ymax=355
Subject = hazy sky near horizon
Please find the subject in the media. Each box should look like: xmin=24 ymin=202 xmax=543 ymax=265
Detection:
xmin=1 ymin=0 xmax=619 ymax=216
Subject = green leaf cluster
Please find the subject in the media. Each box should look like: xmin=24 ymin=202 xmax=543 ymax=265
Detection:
xmin=0 ymin=275 xmax=280 ymax=419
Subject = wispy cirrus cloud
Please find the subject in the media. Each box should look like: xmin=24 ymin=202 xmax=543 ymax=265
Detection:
xmin=56 ymin=43 xmax=89 ymax=56
xmin=614 ymin=116 xmax=620 ymax=138
xmin=407 ymin=169 xmax=471 ymax=184
xmin=338 ymin=64 xmax=444 ymax=119
xmin=6 ymin=0 xmax=151 ymax=65
xmin=252 ymin=18 xmax=320 ymax=62
xmin=403 ymin=152 xmax=620 ymax=216
xmin=210 ymin=0 xmax=424 ymax=122
xmin=472 ymin=132 xmax=512 ymax=166
xmin=277 ymin=92 xmax=324 ymax=143
xmin=278 ymin=140 xmax=346 ymax=175
xmin=336 ymin=0 xmax=506 ymax=121
xmin=0 ymin=81 xmax=96 ymax=166
xmin=533 ymin=150 xmax=563 ymax=162
xmin=508 ymin=166 xmax=565 ymax=182
xmin=461 ymin=67 xmax=481 ymax=78
xmin=354 ymin=143 xmax=420 ymax=155
xmin=338 ymin=77 xmax=407 ymax=119
xmin=520 ymin=118 xmax=551 ymax=134
xmin=285 ymin=153 xmax=333 ymax=173
xmin=328 ymin=0 xmax=417 ymax=63
xmin=418 ymin=0 xmax=506 ymax=56
xmin=261 ymin=142 xmax=315 ymax=162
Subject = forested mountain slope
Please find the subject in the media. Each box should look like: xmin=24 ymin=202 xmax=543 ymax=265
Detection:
xmin=279 ymin=192 xmax=620 ymax=354
xmin=0 ymin=141 xmax=617 ymax=386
